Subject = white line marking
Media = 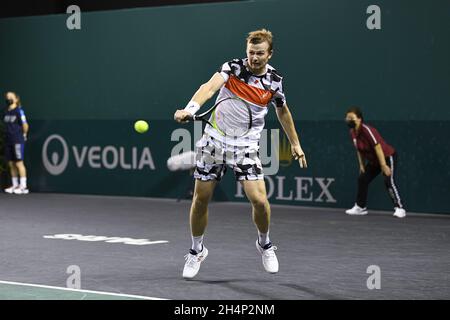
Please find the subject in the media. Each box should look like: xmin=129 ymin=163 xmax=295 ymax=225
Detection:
xmin=0 ymin=280 xmax=168 ymax=300
xmin=42 ymin=234 xmax=169 ymax=246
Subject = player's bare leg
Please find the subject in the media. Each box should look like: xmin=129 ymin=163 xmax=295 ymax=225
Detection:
xmin=16 ymin=160 xmax=26 ymax=178
xmin=8 ymin=161 xmax=18 ymax=179
xmin=183 ymin=179 xmax=216 ymax=279
xmin=241 ymin=179 xmax=270 ymax=234
xmin=190 ymin=179 xmax=216 ymax=237
xmin=5 ymin=161 xmax=19 ymax=194
xmin=13 ymin=161 xmax=29 ymax=194
xmin=241 ymin=179 xmax=279 ymax=273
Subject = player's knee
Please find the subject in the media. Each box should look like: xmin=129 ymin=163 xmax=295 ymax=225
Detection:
xmin=250 ymin=195 xmax=268 ymax=211
xmin=192 ymin=192 xmax=211 ymax=208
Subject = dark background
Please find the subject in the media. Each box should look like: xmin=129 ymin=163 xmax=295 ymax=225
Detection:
xmin=0 ymin=0 xmax=449 ymax=213
xmin=0 ymin=0 xmax=240 ymax=18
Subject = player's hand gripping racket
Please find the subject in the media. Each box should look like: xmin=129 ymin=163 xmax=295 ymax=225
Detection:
xmin=187 ymin=97 xmax=253 ymax=138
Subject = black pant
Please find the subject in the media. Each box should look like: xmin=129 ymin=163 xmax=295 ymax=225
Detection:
xmin=356 ymin=153 xmax=404 ymax=209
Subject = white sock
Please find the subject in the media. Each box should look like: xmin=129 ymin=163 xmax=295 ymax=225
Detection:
xmin=258 ymin=230 xmax=270 ymax=247
xmin=12 ymin=177 xmax=19 ymax=187
xmin=19 ymin=177 xmax=27 ymax=188
xmin=191 ymin=235 xmax=204 ymax=253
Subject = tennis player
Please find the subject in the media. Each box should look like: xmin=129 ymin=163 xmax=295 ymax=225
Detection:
xmin=3 ymin=91 xmax=29 ymax=195
xmin=345 ymin=107 xmax=406 ymax=218
xmin=174 ymin=29 xmax=307 ymax=279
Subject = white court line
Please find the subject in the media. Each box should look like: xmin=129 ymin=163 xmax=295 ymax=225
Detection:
xmin=0 ymin=280 xmax=168 ymax=300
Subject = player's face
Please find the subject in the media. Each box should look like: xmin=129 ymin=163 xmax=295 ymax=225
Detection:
xmin=246 ymin=41 xmax=272 ymax=74
xmin=345 ymin=112 xmax=362 ymax=127
xmin=5 ymin=92 xmax=16 ymax=104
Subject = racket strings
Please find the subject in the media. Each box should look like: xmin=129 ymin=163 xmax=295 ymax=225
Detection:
xmin=214 ymin=99 xmax=251 ymax=137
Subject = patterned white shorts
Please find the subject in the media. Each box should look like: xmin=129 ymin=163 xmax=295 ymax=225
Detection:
xmin=193 ymin=134 xmax=264 ymax=181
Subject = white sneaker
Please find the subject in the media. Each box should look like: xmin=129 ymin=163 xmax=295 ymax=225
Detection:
xmin=345 ymin=204 xmax=368 ymax=215
xmin=183 ymin=247 xmax=208 ymax=279
xmin=13 ymin=187 xmax=29 ymax=195
xmin=4 ymin=186 xmax=19 ymax=194
xmin=256 ymin=241 xmax=279 ymax=274
xmin=393 ymin=207 xmax=406 ymax=218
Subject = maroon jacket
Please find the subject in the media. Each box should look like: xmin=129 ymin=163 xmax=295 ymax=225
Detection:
xmin=350 ymin=123 xmax=395 ymax=165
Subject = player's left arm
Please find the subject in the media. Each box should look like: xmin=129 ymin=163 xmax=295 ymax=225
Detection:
xmin=18 ymin=109 xmax=29 ymax=140
xmin=374 ymin=144 xmax=391 ymax=176
xmin=22 ymin=122 xmax=29 ymax=139
xmin=363 ymin=126 xmax=391 ymax=177
xmin=275 ymin=103 xmax=307 ymax=168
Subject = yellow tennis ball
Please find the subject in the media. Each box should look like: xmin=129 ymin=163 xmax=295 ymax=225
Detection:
xmin=134 ymin=120 xmax=149 ymax=133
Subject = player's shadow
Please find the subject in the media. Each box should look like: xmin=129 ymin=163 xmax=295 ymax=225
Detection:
xmin=190 ymin=279 xmax=240 ymax=284
xmin=190 ymin=279 xmax=280 ymax=300
xmin=279 ymin=283 xmax=345 ymax=300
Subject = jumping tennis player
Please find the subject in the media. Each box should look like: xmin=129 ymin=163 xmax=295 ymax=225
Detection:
xmin=345 ymin=107 xmax=406 ymax=218
xmin=174 ymin=29 xmax=307 ymax=279
xmin=3 ymin=91 xmax=29 ymax=195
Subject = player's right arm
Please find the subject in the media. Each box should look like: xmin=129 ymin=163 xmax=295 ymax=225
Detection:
xmin=174 ymin=72 xmax=226 ymax=123
xmin=356 ymin=151 xmax=365 ymax=174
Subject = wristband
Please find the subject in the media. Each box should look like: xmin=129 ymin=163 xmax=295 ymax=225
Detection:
xmin=183 ymin=101 xmax=200 ymax=115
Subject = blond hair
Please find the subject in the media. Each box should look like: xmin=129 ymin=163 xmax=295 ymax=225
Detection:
xmin=246 ymin=28 xmax=273 ymax=52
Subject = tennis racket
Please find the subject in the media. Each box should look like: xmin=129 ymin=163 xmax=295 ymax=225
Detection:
xmin=187 ymin=97 xmax=253 ymax=138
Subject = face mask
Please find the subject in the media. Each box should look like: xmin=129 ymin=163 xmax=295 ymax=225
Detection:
xmin=6 ymin=99 xmax=13 ymax=106
xmin=346 ymin=120 xmax=356 ymax=129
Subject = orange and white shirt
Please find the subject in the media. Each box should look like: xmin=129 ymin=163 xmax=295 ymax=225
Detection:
xmin=204 ymin=58 xmax=287 ymax=146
